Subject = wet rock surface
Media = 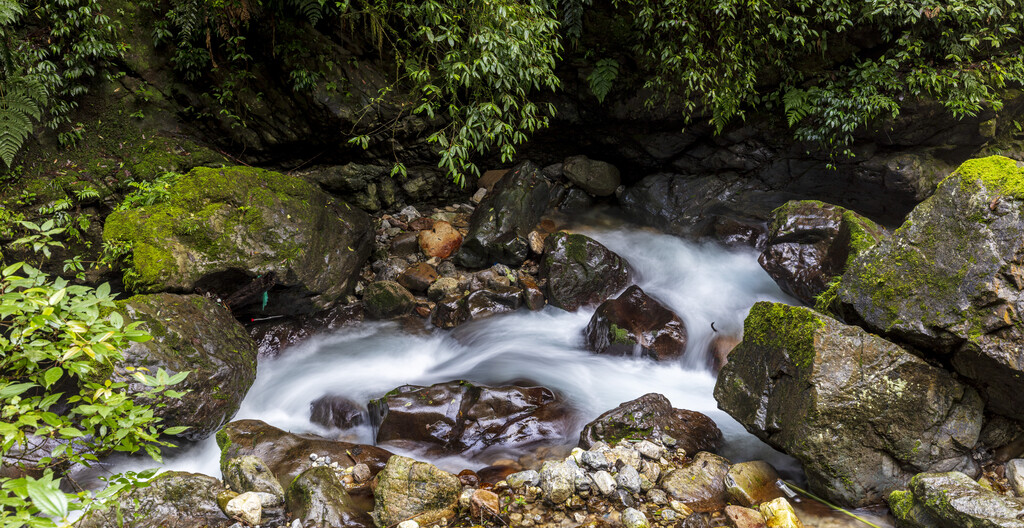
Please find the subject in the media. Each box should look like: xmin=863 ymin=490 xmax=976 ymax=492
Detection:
xmin=76 ymin=472 xmax=232 ymax=528
xmin=889 ymin=471 xmax=1024 ymax=528
xmin=584 ymin=285 xmax=688 ymax=361
xmin=373 ymin=455 xmax=461 ymax=527
xmin=309 ymin=395 xmax=366 ymax=429
xmin=287 ymin=466 xmax=372 ymax=528
xmin=541 ymin=231 xmax=630 ymax=311
xmin=716 ymin=302 xmax=984 ymax=507
xmin=579 ymin=393 xmax=723 ymax=454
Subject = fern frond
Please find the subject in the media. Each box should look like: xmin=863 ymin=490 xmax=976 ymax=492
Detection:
xmin=286 ymin=0 xmax=327 ymax=25
xmin=587 ymin=58 xmax=618 ymax=104
xmin=0 ymin=75 xmax=48 ymax=167
xmin=783 ymin=88 xmax=811 ymax=127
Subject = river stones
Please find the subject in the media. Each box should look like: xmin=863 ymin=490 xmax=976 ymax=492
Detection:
xmin=541 ymin=232 xmax=630 ymax=311
xmin=373 ymin=455 xmax=461 ymax=527
xmin=562 ymin=155 xmax=621 ymax=197
xmin=76 ymin=471 xmax=232 ymax=528
xmin=715 ymin=302 xmax=984 ymax=507
xmin=457 ymin=160 xmax=551 ymax=268
xmin=217 ymin=419 xmax=393 ymax=487
xmin=106 ymin=293 xmax=258 ymax=441
xmin=584 ymin=285 xmax=687 ymax=360
xmin=837 ymin=156 xmax=1024 ymax=422
xmin=579 ymin=393 xmax=722 ymax=454
xmin=889 ymin=471 xmax=1024 ymax=528
xmin=758 ymin=200 xmax=885 ymax=305
xmin=103 ymin=166 xmax=372 ymax=317
xmin=372 ymin=381 xmax=569 ymax=454
xmin=418 ymin=220 xmax=463 ymax=259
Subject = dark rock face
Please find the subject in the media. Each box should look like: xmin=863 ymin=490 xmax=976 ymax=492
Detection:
xmin=889 ymin=471 xmax=1024 ymax=528
xmin=578 ymin=393 xmax=722 ymax=454
xmin=758 ymin=200 xmax=885 ymax=305
xmin=362 ymin=281 xmax=415 ymax=319
xmin=715 ymin=302 xmax=984 ymax=507
xmin=286 ymin=466 xmax=372 ymax=528
xmin=562 ymin=155 xmax=621 ymax=197
xmin=837 ymin=156 xmax=1024 ymax=422
xmin=103 ymin=166 xmax=373 ymax=317
xmin=112 ymin=293 xmax=258 ymax=441
xmin=373 ymin=381 xmax=569 ymax=454
xmin=465 ymin=285 xmax=523 ymax=319
xmin=310 ymin=395 xmax=366 ymax=429
xmin=218 ymin=419 xmax=393 ymax=487
xmin=583 ymin=285 xmax=687 ymax=361
xmin=457 ymin=161 xmax=552 ymax=268
xmin=541 ymin=232 xmax=630 ymax=311
xmin=619 ymin=173 xmax=797 ymax=248
xmin=248 ymin=304 xmax=363 ymax=358
xmin=76 ymin=472 xmax=232 ymax=528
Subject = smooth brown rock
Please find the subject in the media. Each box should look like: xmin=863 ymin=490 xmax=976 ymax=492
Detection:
xmin=390 ymin=232 xmax=421 ymax=257
xmin=579 ymin=393 xmax=723 ymax=454
xmin=470 ymin=489 xmax=500 ymax=518
xmin=398 ymin=263 xmax=438 ymax=293
xmin=479 ymin=169 xmax=508 ymax=191
xmin=661 ymin=452 xmax=731 ymax=512
xmin=726 ymin=461 xmax=783 ymax=507
xmin=584 ymin=285 xmax=687 ymax=361
xmin=419 ymin=220 xmax=464 ymax=259
xmin=725 ymin=505 xmax=768 ymax=528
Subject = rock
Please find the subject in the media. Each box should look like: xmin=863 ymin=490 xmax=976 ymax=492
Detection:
xmin=563 ymin=155 xmax=621 ymax=197
xmin=310 ymin=395 xmax=365 ymax=429
xmin=758 ymin=200 xmax=885 ymax=305
xmin=76 ymin=472 xmax=232 ymax=528
xmin=479 ymin=169 xmax=507 ymax=191
xmin=528 ymin=230 xmax=546 ymax=254
xmin=430 ymin=294 xmax=469 ymax=329
xmin=397 ymin=263 xmax=438 ymax=293
xmin=374 ymin=257 xmax=409 ymax=282
xmin=541 ymin=232 xmax=631 ymax=311
xmin=217 ymin=419 xmax=392 ymax=488
xmin=1008 ymin=459 xmax=1024 ymax=496
xmin=836 ymin=156 xmax=1024 ymax=421
xmin=105 ymin=293 xmax=257 ymax=441
xmin=621 ymin=507 xmax=650 ymax=528
xmin=725 ymin=506 xmax=767 ymax=528
xmin=725 ymin=461 xmax=782 ymax=507
xmin=521 ymin=276 xmax=546 ymax=310
xmin=592 ymin=471 xmax=617 ymax=495
xmin=583 ymin=450 xmax=612 ymax=470
xmin=362 ymin=281 xmax=415 ymax=319
xmin=506 ymin=470 xmax=541 ymax=489
xmin=616 ymin=465 xmax=642 ymax=494
xmin=373 ymin=455 xmax=461 ymax=527
xmin=708 ymin=334 xmax=741 ymax=373
xmin=661 ymin=452 xmax=731 ymax=512
xmin=223 ymin=455 xmax=285 ymax=501
xmin=418 ymin=220 xmax=463 ymax=259
xmin=286 ymin=466 xmax=369 ymax=528
xmin=465 ymin=285 xmax=523 ymax=320
xmin=890 ymin=472 xmax=1024 ymax=528
xmin=540 ymin=460 xmax=575 ymax=504
xmin=559 ymin=188 xmax=593 ymax=213
xmin=373 ymin=381 xmax=568 ymax=454
xmin=397 ymin=521 xmax=419 ymax=528
xmin=471 ymin=188 xmax=487 ymax=204
xmin=248 ymin=304 xmax=363 ymax=357
xmin=635 ymin=440 xmax=665 ymax=460
xmin=579 ymin=393 xmax=723 ymax=454
xmin=225 ymin=492 xmax=262 ymax=526
xmin=103 ymin=166 xmax=372 ymax=317
xmin=758 ymin=498 xmax=805 ymax=528
xmin=583 ymin=285 xmax=687 ymax=360
xmin=470 ymin=489 xmax=500 ymax=518
xmin=390 ymin=232 xmax=421 ymax=257
xmin=715 ymin=302 xmax=984 ymax=507
xmin=426 ymin=277 xmax=460 ymax=301
xmin=457 ymin=161 xmax=551 ymax=268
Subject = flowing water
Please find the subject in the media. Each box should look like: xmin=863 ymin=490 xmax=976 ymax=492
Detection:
xmin=92 ymin=221 xmax=895 ymax=526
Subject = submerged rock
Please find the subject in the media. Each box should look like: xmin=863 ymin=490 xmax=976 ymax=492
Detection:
xmin=579 ymin=393 xmax=722 ymax=454
xmin=103 ymin=166 xmax=372 ymax=317
xmin=758 ymin=200 xmax=885 ymax=305
xmin=373 ymin=381 xmax=568 ymax=454
xmin=107 ymin=293 xmax=258 ymax=441
xmin=457 ymin=161 xmax=551 ymax=268
xmin=310 ymin=395 xmax=366 ymax=429
xmin=541 ymin=232 xmax=630 ymax=311
xmin=584 ymin=285 xmax=687 ymax=361
xmin=76 ymin=471 xmax=231 ymax=528
xmin=837 ymin=156 xmax=1024 ymax=422
xmin=715 ymin=302 xmax=984 ymax=507
xmin=373 ymin=455 xmax=461 ymax=527
xmin=889 ymin=471 xmax=1024 ymax=528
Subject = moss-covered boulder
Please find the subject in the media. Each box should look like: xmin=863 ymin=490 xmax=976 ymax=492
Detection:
xmin=889 ymin=472 xmax=1024 ymax=528
xmin=457 ymin=161 xmax=551 ymax=268
xmin=758 ymin=200 xmax=885 ymax=305
xmin=578 ymin=393 xmax=722 ymax=454
xmin=76 ymin=471 xmax=232 ymax=528
xmin=372 ymin=455 xmax=461 ymax=527
xmin=583 ymin=285 xmax=688 ymax=361
xmin=109 ymin=293 xmax=258 ymax=441
xmin=103 ymin=166 xmax=372 ymax=317
xmin=540 ymin=232 xmax=631 ymax=311
xmin=836 ymin=156 xmax=1024 ymax=421
xmin=285 ymin=466 xmax=371 ymax=528
xmin=222 ymin=455 xmax=285 ymax=501
xmin=715 ymin=302 xmax=984 ymax=507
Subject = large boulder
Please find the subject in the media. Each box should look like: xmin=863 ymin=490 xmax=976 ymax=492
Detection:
xmin=103 ymin=166 xmax=373 ymax=317
xmin=107 ymin=293 xmax=258 ymax=441
xmin=372 ymin=381 xmax=569 ymax=454
xmin=76 ymin=472 xmax=231 ymax=528
xmin=217 ymin=419 xmax=392 ymax=487
xmin=836 ymin=156 xmax=1024 ymax=421
xmin=562 ymin=155 xmax=621 ymax=197
xmin=457 ymin=161 xmax=551 ymax=268
xmin=758 ymin=200 xmax=885 ymax=305
xmin=372 ymin=455 xmax=461 ymax=527
xmin=540 ymin=232 xmax=631 ymax=311
xmin=889 ymin=471 xmax=1024 ymax=528
xmin=583 ymin=285 xmax=687 ymax=361
xmin=579 ymin=393 xmax=722 ymax=454
xmin=715 ymin=302 xmax=984 ymax=507
xmin=286 ymin=466 xmax=372 ymax=528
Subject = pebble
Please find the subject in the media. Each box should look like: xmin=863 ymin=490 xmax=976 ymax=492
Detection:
xmin=636 ymin=440 xmax=665 ymax=460
xmin=591 ymin=470 xmax=617 ymax=496
xmin=397 ymin=521 xmax=420 ymax=528
xmin=621 ymin=507 xmax=650 ymax=528
xmin=617 ymin=465 xmax=642 ymax=494
xmin=471 ymin=188 xmax=487 ymax=203
xmin=1007 ymin=459 xmax=1024 ymax=496
xmin=582 ymin=450 xmax=611 ymax=470
xmin=506 ymin=470 xmax=541 ymax=489
xmin=225 ymin=492 xmax=261 ymax=526
xmin=647 ymin=489 xmax=668 ymax=505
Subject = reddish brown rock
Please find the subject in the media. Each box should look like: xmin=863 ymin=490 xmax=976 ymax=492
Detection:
xmin=398 ymin=263 xmax=438 ymax=293
xmin=409 ymin=217 xmax=435 ymax=231
xmin=579 ymin=393 xmax=723 ymax=454
xmin=584 ymin=285 xmax=687 ymax=361
xmin=708 ymin=334 xmax=741 ymax=373
xmin=479 ymin=169 xmax=508 ymax=191
xmin=725 ymin=505 xmax=768 ymax=528
xmin=470 ymin=489 xmax=500 ymax=518
xmin=419 ymin=220 xmax=464 ymax=259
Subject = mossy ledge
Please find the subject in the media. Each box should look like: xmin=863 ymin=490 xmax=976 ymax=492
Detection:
xmin=743 ymin=301 xmax=824 ymax=371
xmin=953 ymin=155 xmax=1024 ymax=198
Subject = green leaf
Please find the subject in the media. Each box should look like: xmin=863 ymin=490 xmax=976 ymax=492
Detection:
xmin=162 ymin=426 xmax=189 ymax=435
xmin=0 ymin=382 xmax=37 ymax=399
xmin=43 ymin=367 xmax=63 ymax=388
xmin=25 ymin=475 xmax=69 ymax=519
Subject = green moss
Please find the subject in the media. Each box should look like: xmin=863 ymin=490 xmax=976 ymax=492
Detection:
xmin=954 ymin=155 xmax=1024 ymax=199
xmin=216 ymin=426 xmax=233 ymax=474
xmin=744 ymin=302 xmax=824 ymax=371
xmin=609 ymin=323 xmax=635 ymax=346
xmin=563 ymin=233 xmax=590 ymax=265
xmin=888 ymin=490 xmax=915 ymax=519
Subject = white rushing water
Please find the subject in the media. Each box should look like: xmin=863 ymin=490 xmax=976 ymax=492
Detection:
xmin=98 ymin=224 xmax=802 ymax=480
